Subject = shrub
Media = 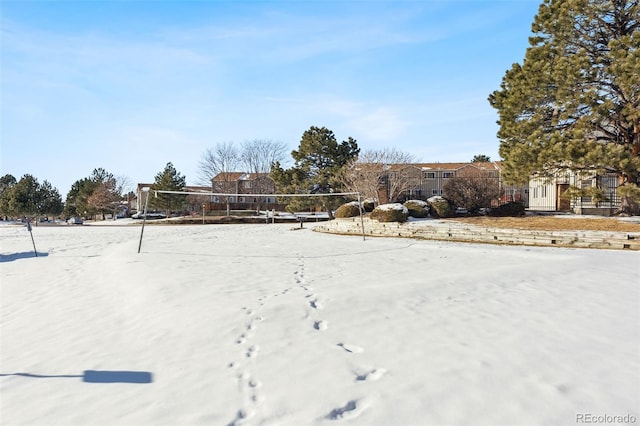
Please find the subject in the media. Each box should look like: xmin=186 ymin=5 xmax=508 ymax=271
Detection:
xmin=370 ymin=203 xmax=409 ymax=222
xmin=404 ymin=199 xmax=430 ymax=218
xmin=442 ymin=175 xmax=501 ymax=213
xmin=427 ymin=196 xmax=455 ymax=218
xmin=618 ymin=183 xmax=640 ymax=215
xmin=487 ymin=202 xmax=525 ymax=217
xmin=362 ymin=199 xmax=376 ymax=212
xmin=335 ymin=202 xmax=362 ymax=218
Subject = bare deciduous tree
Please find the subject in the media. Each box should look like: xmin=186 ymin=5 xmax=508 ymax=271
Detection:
xmin=443 ymin=168 xmax=501 ymax=213
xmin=87 ymin=179 xmax=119 ymax=219
xmin=339 ymin=148 xmax=416 ymax=205
xmin=199 ymin=140 xmax=286 ymax=213
xmin=240 ymin=139 xmax=288 ymax=174
xmin=240 ymin=139 xmax=288 ymax=195
xmin=197 ymin=142 xmax=240 ymax=187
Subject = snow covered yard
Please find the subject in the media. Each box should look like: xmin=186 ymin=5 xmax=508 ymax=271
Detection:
xmin=1 ymin=223 xmax=638 ymax=426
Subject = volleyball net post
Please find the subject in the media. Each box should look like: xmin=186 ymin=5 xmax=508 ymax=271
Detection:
xmin=137 ymin=187 xmax=151 ymax=254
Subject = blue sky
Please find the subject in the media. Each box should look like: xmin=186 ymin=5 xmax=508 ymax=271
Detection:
xmin=1 ymin=0 xmax=540 ymax=194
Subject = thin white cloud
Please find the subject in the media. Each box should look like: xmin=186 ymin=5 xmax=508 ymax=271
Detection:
xmin=157 ymin=5 xmax=448 ymax=64
xmin=309 ymin=98 xmax=410 ymax=142
xmin=348 ymin=107 xmax=410 ymax=141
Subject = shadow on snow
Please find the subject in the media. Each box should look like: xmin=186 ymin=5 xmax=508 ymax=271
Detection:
xmin=0 ymin=252 xmax=49 ymax=262
xmin=0 ymin=370 xmax=153 ymax=384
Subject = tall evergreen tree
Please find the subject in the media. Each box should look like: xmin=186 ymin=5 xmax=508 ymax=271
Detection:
xmin=63 ymin=178 xmax=96 ymax=218
xmin=38 ymin=180 xmax=64 ymax=218
xmin=0 ymin=174 xmax=18 ymax=218
xmin=63 ymin=168 xmax=122 ymax=219
xmin=489 ymin=0 xmax=640 ymax=188
xmin=151 ymin=162 xmax=187 ymax=215
xmin=0 ymin=174 xmax=17 ymax=196
xmin=471 ymin=155 xmax=491 ymax=163
xmin=0 ymin=175 xmax=62 ymax=219
xmin=271 ymin=126 xmax=359 ymax=217
xmin=87 ymin=168 xmax=118 ymax=219
xmin=1 ymin=174 xmax=39 ymax=218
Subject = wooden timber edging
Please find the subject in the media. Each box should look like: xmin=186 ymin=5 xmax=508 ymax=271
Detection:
xmin=312 ymin=218 xmax=640 ymax=251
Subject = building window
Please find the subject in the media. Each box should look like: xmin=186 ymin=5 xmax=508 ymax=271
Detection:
xmin=443 ymin=172 xmax=453 ymax=178
xmin=238 ymin=197 xmax=245 ymax=203
xmin=431 ymin=189 xmax=439 ymax=195
xmin=243 ymin=181 xmax=252 ymax=189
xmin=424 ymin=172 xmax=435 ymax=179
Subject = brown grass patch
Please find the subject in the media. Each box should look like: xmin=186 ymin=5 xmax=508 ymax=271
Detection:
xmin=448 ymin=215 xmax=640 ymax=232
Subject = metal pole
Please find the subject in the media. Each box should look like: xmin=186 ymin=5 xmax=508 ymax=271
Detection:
xmin=357 ymin=192 xmax=366 ymax=241
xmin=137 ymin=187 xmax=150 ymax=254
xmin=27 ymin=221 xmax=38 ymax=257
xmin=202 ymin=204 xmax=206 ymax=225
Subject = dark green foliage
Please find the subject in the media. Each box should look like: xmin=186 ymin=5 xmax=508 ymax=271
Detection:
xmin=427 ymin=197 xmax=455 ymax=218
xmin=617 ymin=183 xmax=640 ymax=214
xmin=335 ymin=202 xmax=362 ymax=218
xmin=38 ymin=180 xmax=64 ymax=217
xmin=370 ymin=204 xmax=408 ymax=223
xmin=403 ymin=200 xmax=429 ymax=218
xmin=0 ymin=174 xmax=17 ymax=197
xmin=63 ymin=168 xmax=122 ymax=219
xmin=471 ymin=155 xmax=491 ymax=163
xmin=489 ymin=0 xmax=640 ymax=186
xmin=64 ymin=178 xmax=97 ymax=218
xmin=0 ymin=174 xmax=63 ymax=218
xmin=270 ymin=126 xmax=359 ymax=217
xmin=86 ymin=168 xmax=121 ymax=219
xmin=151 ymin=162 xmax=187 ymax=215
xmin=488 ymin=202 xmax=526 ymax=217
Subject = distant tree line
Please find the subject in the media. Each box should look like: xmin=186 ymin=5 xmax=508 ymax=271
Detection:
xmin=0 ymin=174 xmax=63 ymax=220
xmin=0 ymin=125 xmax=501 ymax=221
xmin=0 ymin=168 xmax=132 ymax=221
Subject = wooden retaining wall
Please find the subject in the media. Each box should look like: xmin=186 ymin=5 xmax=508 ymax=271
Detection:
xmin=313 ymin=218 xmax=640 ymax=251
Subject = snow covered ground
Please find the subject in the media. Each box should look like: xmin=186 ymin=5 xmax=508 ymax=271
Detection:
xmin=1 ymin=222 xmax=638 ymax=426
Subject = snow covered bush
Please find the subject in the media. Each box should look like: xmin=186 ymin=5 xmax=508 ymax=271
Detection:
xmin=334 ymin=201 xmax=362 ymax=218
xmin=403 ymin=199 xmax=430 ymax=218
xmin=370 ymin=203 xmax=409 ymax=222
xmin=426 ymin=196 xmax=454 ymax=218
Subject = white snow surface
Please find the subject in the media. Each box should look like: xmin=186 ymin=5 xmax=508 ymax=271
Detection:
xmin=427 ymin=196 xmax=447 ymax=203
xmin=405 ymin=199 xmax=429 ymax=207
xmin=374 ymin=203 xmax=408 ymax=213
xmin=1 ymin=222 xmax=639 ymax=426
